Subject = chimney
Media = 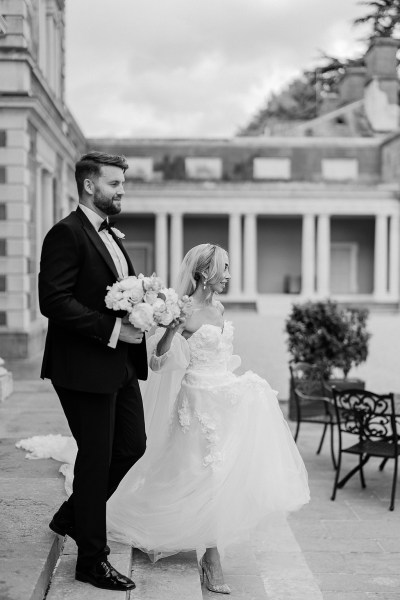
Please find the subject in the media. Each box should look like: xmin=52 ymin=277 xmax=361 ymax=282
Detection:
xmin=364 ymin=37 xmax=399 ymax=132
xmin=338 ymin=66 xmax=366 ymax=105
xmin=318 ymin=92 xmax=339 ymax=115
xmin=365 ymin=37 xmax=399 ymax=104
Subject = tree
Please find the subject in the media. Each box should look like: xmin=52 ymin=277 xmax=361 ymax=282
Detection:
xmin=238 ymin=1 xmax=400 ymax=136
xmin=314 ymin=54 xmax=365 ymax=94
xmin=355 ymin=0 xmax=400 ymax=39
xmin=285 ymin=300 xmax=370 ymax=380
xmin=238 ymin=56 xmax=364 ymax=136
xmin=237 ymin=72 xmax=319 ymax=136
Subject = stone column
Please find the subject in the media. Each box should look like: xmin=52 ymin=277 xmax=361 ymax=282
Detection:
xmin=38 ymin=0 xmax=47 ymax=74
xmin=301 ymin=214 xmax=315 ymax=296
xmin=243 ymin=213 xmax=257 ymax=296
xmin=374 ymin=214 xmax=388 ymax=299
xmin=0 ymin=357 xmax=13 ymax=402
xmin=170 ymin=212 xmax=183 ymax=287
xmin=46 ymin=13 xmax=55 ymax=91
xmin=36 ymin=166 xmax=43 ymax=252
xmin=155 ymin=212 xmax=168 ymax=283
xmin=41 ymin=170 xmax=54 ymax=238
xmin=389 ymin=213 xmax=399 ymax=299
xmin=316 ymin=214 xmax=330 ymax=297
xmin=228 ymin=213 xmax=242 ymax=296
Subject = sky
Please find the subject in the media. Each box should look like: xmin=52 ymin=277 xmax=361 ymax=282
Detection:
xmin=65 ymin=0 xmax=369 ymax=138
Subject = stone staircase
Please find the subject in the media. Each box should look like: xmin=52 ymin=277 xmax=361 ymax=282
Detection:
xmin=46 ymin=539 xmax=204 ymax=600
xmin=44 ymin=524 xmax=323 ymax=600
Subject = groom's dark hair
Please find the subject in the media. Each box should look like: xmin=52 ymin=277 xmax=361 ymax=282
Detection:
xmin=75 ymin=151 xmax=129 ymax=197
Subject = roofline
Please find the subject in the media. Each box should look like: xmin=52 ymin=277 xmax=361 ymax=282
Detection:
xmin=87 ymin=136 xmax=383 ymax=148
xmin=379 ymin=130 xmax=400 ymax=147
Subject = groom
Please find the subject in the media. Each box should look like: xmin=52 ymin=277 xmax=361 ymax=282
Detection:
xmin=39 ymin=151 xmax=148 ymax=591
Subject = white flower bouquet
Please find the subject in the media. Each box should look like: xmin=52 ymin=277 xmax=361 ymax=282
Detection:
xmin=105 ymin=273 xmax=192 ymax=332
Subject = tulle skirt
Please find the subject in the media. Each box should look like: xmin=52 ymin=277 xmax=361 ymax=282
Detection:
xmin=106 ymin=368 xmax=310 ymax=560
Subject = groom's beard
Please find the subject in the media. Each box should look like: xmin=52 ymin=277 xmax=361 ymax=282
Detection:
xmin=93 ymin=190 xmax=122 ymax=216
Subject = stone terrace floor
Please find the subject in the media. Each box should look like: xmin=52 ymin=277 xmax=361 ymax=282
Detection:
xmin=1 ymin=380 xmax=400 ymax=599
xmin=1 ymin=308 xmax=400 ymax=599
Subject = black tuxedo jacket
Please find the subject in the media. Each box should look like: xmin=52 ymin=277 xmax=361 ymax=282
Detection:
xmin=39 ymin=206 xmax=148 ymax=393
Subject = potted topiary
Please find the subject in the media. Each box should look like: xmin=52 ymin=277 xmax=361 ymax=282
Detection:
xmin=285 ymin=300 xmax=370 ymax=419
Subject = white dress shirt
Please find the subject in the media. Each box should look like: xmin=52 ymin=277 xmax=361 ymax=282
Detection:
xmin=79 ymin=203 xmax=129 ymax=348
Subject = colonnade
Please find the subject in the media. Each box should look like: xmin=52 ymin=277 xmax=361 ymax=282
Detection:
xmin=302 ymin=213 xmax=399 ymax=300
xmin=154 ymin=211 xmax=400 ymax=300
xmin=154 ymin=212 xmax=258 ymax=295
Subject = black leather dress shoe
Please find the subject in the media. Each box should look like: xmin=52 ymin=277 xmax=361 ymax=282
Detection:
xmin=75 ymin=560 xmax=136 ymax=591
xmin=49 ymin=517 xmax=77 ymax=542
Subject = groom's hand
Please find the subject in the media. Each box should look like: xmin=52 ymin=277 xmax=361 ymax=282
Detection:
xmin=119 ymin=317 xmax=144 ymax=344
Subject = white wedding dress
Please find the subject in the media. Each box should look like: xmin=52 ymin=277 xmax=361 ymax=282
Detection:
xmin=106 ymin=321 xmax=310 ymax=560
xmin=17 ymin=321 xmax=310 ymax=561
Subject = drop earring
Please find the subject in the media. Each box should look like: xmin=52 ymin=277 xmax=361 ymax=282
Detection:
xmin=203 ymin=277 xmax=207 ymax=290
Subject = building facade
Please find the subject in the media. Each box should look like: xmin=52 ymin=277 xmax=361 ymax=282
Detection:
xmin=1 ymin=1 xmax=400 ymax=358
xmin=89 ymin=39 xmax=400 ymax=317
xmin=0 ymin=0 xmax=85 ymax=357
xmin=87 ymin=136 xmax=400 ymax=318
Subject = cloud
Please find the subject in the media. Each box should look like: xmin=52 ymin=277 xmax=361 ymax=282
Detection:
xmin=65 ymin=0 xmax=368 ymax=137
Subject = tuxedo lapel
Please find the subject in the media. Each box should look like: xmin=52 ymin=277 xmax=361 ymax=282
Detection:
xmin=110 ymin=232 xmax=135 ymax=276
xmin=75 ymin=207 xmax=119 ymax=279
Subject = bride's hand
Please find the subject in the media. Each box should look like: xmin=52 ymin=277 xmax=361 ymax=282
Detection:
xmin=165 ymin=316 xmax=186 ymax=332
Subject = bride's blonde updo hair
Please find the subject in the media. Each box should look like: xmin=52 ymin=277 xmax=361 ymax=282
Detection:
xmin=175 ymin=243 xmax=228 ymax=297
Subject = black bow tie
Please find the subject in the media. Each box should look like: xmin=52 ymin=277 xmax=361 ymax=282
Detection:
xmin=98 ymin=219 xmax=116 ymax=233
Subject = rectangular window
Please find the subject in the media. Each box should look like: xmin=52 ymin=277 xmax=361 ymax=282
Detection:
xmin=0 ymin=276 xmax=5 ymax=292
xmin=27 ymin=258 xmax=34 ymax=274
xmin=322 ymin=159 xmax=358 ymax=181
xmin=0 ymin=131 xmax=6 ymax=146
xmin=0 ymin=312 xmax=6 ymax=326
xmin=0 ymin=240 xmax=6 ymax=256
xmin=185 ymin=158 xmax=222 ymax=180
xmin=0 ymin=167 xmax=5 ymax=184
xmin=330 ymin=242 xmax=359 ymax=294
xmin=125 ymin=157 xmax=153 ymax=180
xmin=0 ymin=15 xmax=6 ymax=36
xmin=0 ymin=204 xmax=6 ymax=220
xmin=253 ymin=158 xmax=291 ymax=180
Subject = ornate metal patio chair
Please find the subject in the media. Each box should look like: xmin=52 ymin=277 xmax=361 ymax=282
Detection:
xmin=330 ymin=388 xmax=400 ymax=511
xmin=290 ymin=362 xmax=337 ymax=468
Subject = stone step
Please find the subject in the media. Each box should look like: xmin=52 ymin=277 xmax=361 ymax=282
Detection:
xmin=203 ymin=543 xmax=269 ymax=600
xmin=49 ymin=520 xmax=319 ymax=600
xmin=46 ymin=540 xmax=132 ymax=600
xmin=130 ymin=548 xmax=203 ymax=600
xmin=0 ymin=435 xmax=67 ymax=600
xmin=46 ymin=540 xmax=203 ymax=600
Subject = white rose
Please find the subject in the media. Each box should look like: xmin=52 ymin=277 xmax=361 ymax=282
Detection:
xmin=118 ymin=298 xmax=131 ymax=312
xmin=119 ymin=278 xmax=144 ymax=304
xmin=141 ymin=273 xmax=164 ymax=292
xmin=180 ymin=295 xmax=193 ymax=317
xmin=162 ymin=288 xmax=180 ymax=320
xmin=105 ymin=285 xmax=124 ymax=310
xmin=119 ymin=276 xmax=141 ymax=291
xmin=152 ymin=298 xmax=165 ymax=311
xmin=151 ymin=297 xmax=175 ymax=326
xmin=128 ymin=303 xmax=154 ymax=332
xmin=162 ymin=287 xmax=179 ymax=303
xmin=152 ymin=298 xmax=167 ymax=319
xmin=157 ymin=310 xmax=173 ymax=326
xmin=144 ymin=290 xmax=159 ymax=305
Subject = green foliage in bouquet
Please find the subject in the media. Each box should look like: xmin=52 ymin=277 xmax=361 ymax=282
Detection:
xmin=285 ymin=300 xmax=371 ymax=379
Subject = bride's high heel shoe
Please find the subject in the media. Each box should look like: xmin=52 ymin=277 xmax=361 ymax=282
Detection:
xmin=199 ymin=558 xmax=231 ymax=595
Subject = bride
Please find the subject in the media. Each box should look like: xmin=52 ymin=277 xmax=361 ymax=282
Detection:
xmin=19 ymin=243 xmax=309 ymax=595
xmin=106 ymin=243 xmax=310 ymax=594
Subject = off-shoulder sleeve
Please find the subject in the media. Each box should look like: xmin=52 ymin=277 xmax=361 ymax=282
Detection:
xmin=147 ymin=328 xmax=190 ymax=373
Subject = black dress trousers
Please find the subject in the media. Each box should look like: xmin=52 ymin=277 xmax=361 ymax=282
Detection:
xmin=53 ymin=363 xmax=146 ymax=570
